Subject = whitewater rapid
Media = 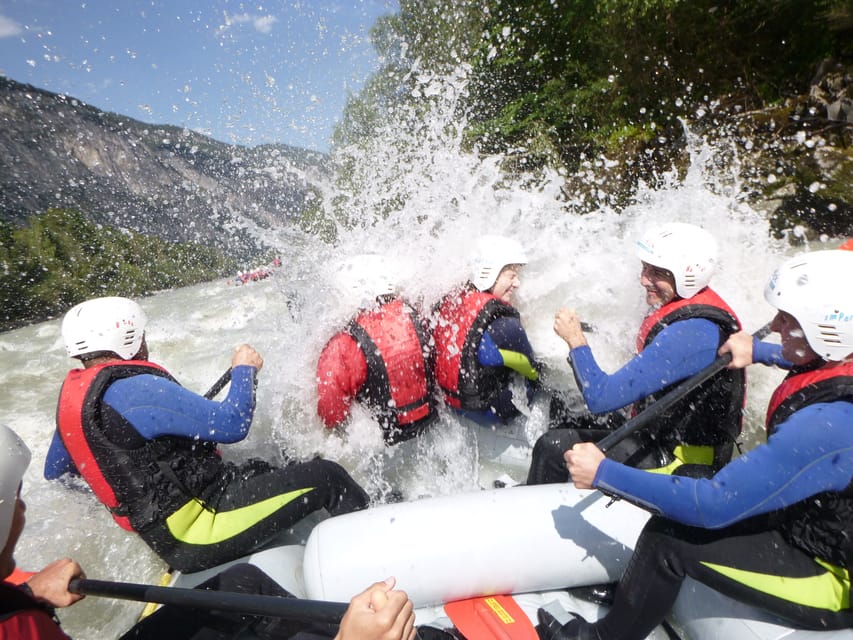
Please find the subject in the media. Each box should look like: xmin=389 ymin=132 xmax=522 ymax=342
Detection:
xmin=2 ymin=195 xmax=807 ymax=638
xmin=0 ymin=74 xmax=832 ymax=638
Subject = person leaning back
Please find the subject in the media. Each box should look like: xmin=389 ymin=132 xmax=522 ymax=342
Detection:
xmin=431 ymin=235 xmax=542 ymax=426
xmin=45 ymin=296 xmax=369 ymax=573
xmin=527 ymin=222 xmax=747 ymax=484
xmin=1 ymin=421 xmax=416 ymax=640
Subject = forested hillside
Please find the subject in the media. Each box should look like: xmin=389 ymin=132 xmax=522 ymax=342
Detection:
xmin=0 ymin=209 xmax=237 ymax=331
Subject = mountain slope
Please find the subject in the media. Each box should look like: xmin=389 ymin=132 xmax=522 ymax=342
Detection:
xmin=0 ymin=76 xmax=329 ymax=259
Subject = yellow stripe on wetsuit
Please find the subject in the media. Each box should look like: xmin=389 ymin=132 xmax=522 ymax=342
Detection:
xmin=498 ymin=349 xmax=540 ymax=381
xmin=138 ymin=569 xmax=174 ymax=620
xmin=701 ymin=558 xmax=850 ymax=611
xmin=645 ymin=444 xmax=715 ymax=475
xmin=166 ymin=488 xmax=314 ymax=545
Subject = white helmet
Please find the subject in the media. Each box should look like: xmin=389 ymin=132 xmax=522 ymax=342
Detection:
xmin=0 ymin=424 xmax=30 ymax=549
xmin=334 ymin=254 xmax=397 ymax=308
xmin=636 ymin=222 xmax=717 ymax=299
xmin=469 ymin=235 xmax=528 ymax=292
xmin=62 ymin=296 xmax=148 ymax=360
xmin=764 ymin=249 xmax=853 ymax=361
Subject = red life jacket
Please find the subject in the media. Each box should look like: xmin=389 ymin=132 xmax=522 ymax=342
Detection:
xmin=633 ymin=287 xmax=745 ymax=470
xmin=0 ymin=582 xmax=70 ymax=640
xmin=635 ymin=287 xmax=741 ymax=352
xmin=55 ymin=361 xmax=223 ymax=532
xmin=56 ymin=361 xmax=170 ymax=530
xmin=5 ymin=567 xmax=34 ymax=585
xmin=346 ymin=298 xmax=437 ymax=444
xmin=432 ymin=287 xmax=520 ymax=411
xmin=766 ymin=360 xmax=853 ymax=433
xmin=761 ymin=360 xmax=853 ymax=568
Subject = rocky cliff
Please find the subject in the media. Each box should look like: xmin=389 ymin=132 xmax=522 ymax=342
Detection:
xmin=0 ymin=76 xmax=329 ymax=259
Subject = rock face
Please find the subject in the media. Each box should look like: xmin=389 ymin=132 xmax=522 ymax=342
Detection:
xmin=731 ymin=61 xmax=853 ymax=242
xmin=0 ymin=76 xmax=330 ymax=258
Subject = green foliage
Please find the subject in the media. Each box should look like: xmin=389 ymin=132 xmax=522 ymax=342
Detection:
xmin=338 ymin=0 xmax=852 ymax=179
xmin=296 ymin=186 xmax=339 ymax=244
xmin=332 ymin=0 xmax=489 ymax=153
xmin=469 ymin=0 xmax=849 ymax=167
xmin=0 ymin=208 xmax=238 ymax=331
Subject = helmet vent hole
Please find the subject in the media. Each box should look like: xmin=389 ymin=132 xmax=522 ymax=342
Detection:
xmin=817 ymin=324 xmax=841 ymax=344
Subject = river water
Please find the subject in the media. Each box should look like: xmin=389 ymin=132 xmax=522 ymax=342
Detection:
xmin=1 ymin=72 xmax=833 ymax=638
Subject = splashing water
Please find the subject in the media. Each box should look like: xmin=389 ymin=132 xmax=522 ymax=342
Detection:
xmin=0 ymin=63 xmax=823 ymax=639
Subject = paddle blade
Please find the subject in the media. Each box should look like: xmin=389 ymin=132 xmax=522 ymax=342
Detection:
xmin=444 ymin=595 xmax=538 ymax=640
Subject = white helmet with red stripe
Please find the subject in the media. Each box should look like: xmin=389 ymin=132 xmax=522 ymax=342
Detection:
xmin=62 ymin=296 xmax=148 ymax=360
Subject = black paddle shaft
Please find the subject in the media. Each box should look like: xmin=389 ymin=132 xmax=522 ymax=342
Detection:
xmin=69 ymin=578 xmax=349 ymax=624
xmin=203 ymin=369 xmax=232 ymax=399
xmin=597 ymin=322 xmax=773 ymax=454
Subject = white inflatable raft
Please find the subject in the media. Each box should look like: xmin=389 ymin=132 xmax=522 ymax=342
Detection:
xmin=172 ymin=483 xmax=853 ymax=639
xmin=302 ymin=484 xmax=642 ymax=606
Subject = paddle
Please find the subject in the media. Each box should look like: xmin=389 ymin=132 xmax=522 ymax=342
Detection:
xmin=445 ymin=595 xmax=539 ymax=640
xmin=596 ymin=322 xmax=773 ymax=453
xmin=204 ymin=369 xmax=232 ymax=399
xmin=69 ymin=578 xmax=348 ymax=624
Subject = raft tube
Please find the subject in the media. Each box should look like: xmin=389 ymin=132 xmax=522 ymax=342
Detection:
xmin=302 ymin=483 xmax=649 ymax=607
xmin=671 ymin=578 xmax=853 ymax=639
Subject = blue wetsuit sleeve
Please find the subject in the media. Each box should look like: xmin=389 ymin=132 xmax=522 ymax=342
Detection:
xmin=594 ymin=401 xmax=853 ymax=528
xmin=102 ymin=365 xmax=257 ymax=443
xmin=478 ymin=316 xmax=540 ymax=381
xmin=477 ymin=332 xmax=504 ymax=366
xmin=569 ymin=318 xmax=720 ymax=414
xmin=44 ymin=430 xmax=79 ymax=479
xmin=752 ymin=338 xmax=793 ymax=369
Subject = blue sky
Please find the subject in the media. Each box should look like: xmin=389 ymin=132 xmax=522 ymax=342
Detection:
xmin=0 ymin=1 xmax=398 ymax=152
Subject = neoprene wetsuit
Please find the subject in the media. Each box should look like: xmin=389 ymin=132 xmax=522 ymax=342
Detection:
xmin=45 ymin=365 xmax=258 ymax=476
xmin=46 ymin=364 xmax=369 ymax=572
xmin=570 ymin=340 xmax=853 ymax=638
xmin=432 ymin=285 xmax=541 ymax=426
xmin=527 ymin=310 xmax=753 ymax=483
